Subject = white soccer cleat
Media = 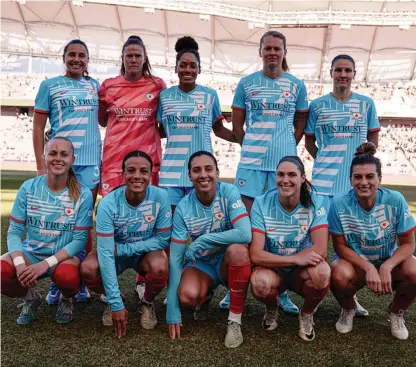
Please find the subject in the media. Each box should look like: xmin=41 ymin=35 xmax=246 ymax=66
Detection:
xmin=354 ymin=294 xmax=369 ymax=317
xmin=336 ymin=308 xmax=355 ymax=334
xmin=298 ymin=312 xmax=315 ymax=342
xmin=224 ymin=321 xmax=244 ymax=348
xmin=135 ymin=282 xmax=146 ymax=302
xmin=140 ymin=302 xmax=157 ymax=329
xmin=262 ymin=307 xmax=279 ymax=331
xmin=102 ymin=304 xmax=113 ymax=327
xmin=390 ymin=311 xmax=408 ymax=340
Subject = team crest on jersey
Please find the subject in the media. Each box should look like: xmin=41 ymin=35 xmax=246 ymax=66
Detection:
xmin=146 ymin=93 xmax=154 ymax=101
xmin=380 ymin=220 xmax=389 ymax=229
xmin=300 ymin=225 xmax=308 ymax=233
xmin=283 ymin=91 xmax=290 ymax=98
xmin=238 ymin=179 xmax=246 ymax=187
xmin=215 ymin=212 xmax=224 ymax=221
xmin=89 ymin=89 xmax=96 ymax=95
xmin=102 ymin=183 xmax=109 ymax=190
xmin=197 ymin=103 xmax=205 ymax=110
xmin=353 ymin=112 xmax=361 ymax=119
xmin=145 ymin=215 xmax=154 ymax=223
xmin=65 ymin=208 xmax=74 ymax=216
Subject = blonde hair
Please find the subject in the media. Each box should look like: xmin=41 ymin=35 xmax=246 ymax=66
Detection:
xmin=46 ymin=137 xmax=80 ymax=201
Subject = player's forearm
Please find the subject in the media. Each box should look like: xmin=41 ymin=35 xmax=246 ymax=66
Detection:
xmin=305 ymin=137 xmax=318 ymax=159
xmin=294 ymin=111 xmax=308 ymax=145
xmin=383 ymin=242 xmax=415 ymax=270
xmin=213 ymin=123 xmax=238 ymax=143
xmin=333 ymin=238 xmax=372 ymax=272
xmin=32 ymin=126 xmax=46 ymax=168
xmin=116 ymin=232 xmax=170 ymax=257
xmin=7 ymin=222 xmax=25 ymax=253
xmin=62 ymin=230 xmax=89 ymax=258
xmin=232 ymin=128 xmax=245 ymax=146
xmin=250 ymin=249 xmax=298 ymax=268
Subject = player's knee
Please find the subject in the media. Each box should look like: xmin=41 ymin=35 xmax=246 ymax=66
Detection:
xmin=226 ymin=243 xmax=250 ymax=264
xmin=250 ymin=270 xmax=273 ymax=299
xmin=331 ymin=263 xmax=352 ymax=288
xmin=1 ymin=260 xmax=15 ymax=281
xmin=80 ymin=259 xmax=99 ymax=280
xmin=148 ymin=255 xmax=168 ymax=277
xmin=53 ymin=264 xmax=81 ymax=292
xmin=178 ymin=286 xmax=200 ymax=308
xmin=309 ymin=261 xmax=331 ymax=290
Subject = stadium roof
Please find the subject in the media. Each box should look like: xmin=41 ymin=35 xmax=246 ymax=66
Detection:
xmin=1 ymin=0 xmax=416 ymax=82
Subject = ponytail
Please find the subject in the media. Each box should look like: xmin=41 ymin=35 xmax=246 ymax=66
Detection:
xmin=282 ymin=57 xmax=289 ymax=72
xmin=67 ymin=166 xmax=81 ymax=201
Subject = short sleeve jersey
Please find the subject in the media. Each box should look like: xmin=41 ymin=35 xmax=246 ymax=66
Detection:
xmin=96 ymin=185 xmax=172 ymax=245
xmin=171 ymin=182 xmax=248 ymax=264
xmin=250 ymin=189 xmax=328 ymax=256
xmin=305 ymin=93 xmax=380 ymax=196
xmin=157 ymin=85 xmax=223 ymax=187
xmin=34 ymin=76 xmax=101 ymax=166
xmin=9 ymin=175 xmax=93 ymax=258
xmin=232 ymin=71 xmax=308 ymax=172
xmin=328 ymin=189 xmax=416 ymax=263
xmin=99 ymin=75 xmax=166 ymax=174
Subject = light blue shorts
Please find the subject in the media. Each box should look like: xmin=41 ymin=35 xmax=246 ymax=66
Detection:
xmin=115 ymin=254 xmax=142 ymax=275
xmin=164 ymin=187 xmax=193 ymax=206
xmin=73 ymin=165 xmax=100 ymax=189
xmin=184 ymin=252 xmax=226 ymax=288
xmin=234 ymin=167 xmax=276 ymax=198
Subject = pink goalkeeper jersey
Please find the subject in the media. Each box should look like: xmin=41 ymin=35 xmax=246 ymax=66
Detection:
xmin=99 ymin=75 xmax=166 ymax=196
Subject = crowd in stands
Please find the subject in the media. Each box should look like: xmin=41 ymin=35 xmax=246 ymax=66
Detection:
xmin=1 ymin=115 xmax=415 ymax=177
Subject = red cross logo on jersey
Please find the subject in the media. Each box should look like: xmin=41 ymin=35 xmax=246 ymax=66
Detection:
xmin=90 ymin=89 xmax=96 ymax=95
xmin=353 ymin=112 xmax=361 ymax=119
xmin=380 ymin=220 xmax=389 ymax=229
xmin=146 ymin=93 xmax=154 ymax=101
xmin=283 ymin=91 xmax=290 ymax=98
xmin=238 ymin=180 xmax=245 ymax=187
xmin=197 ymin=103 xmax=205 ymax=110
xmin=145 ymin=215 xmax=154 ymax=223
xmin=65 ymin=208 xmax=74 ymax=216
xmin=214 ymin=212 xmax=224 ymax=221
xmin=102 ymin=183 xmax=109 ymax=190
xmin=300 ymin=225 xmax=308 ymax=233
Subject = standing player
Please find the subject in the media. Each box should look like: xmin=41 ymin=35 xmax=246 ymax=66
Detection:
xmin=158 ymin=36 xmax=235 ymax=211
xmin=1 ymin=137 xmax=93 ymax=324
xmin=305 ymin=54 xmax=380 ymax=316
xmin=80 ymin=151 xmax=171 ymax=338
xmin=229 ymin=30 xmax=308 ymax=314
xmin=329 ymin=143 xmax=416 ymax=340
xmin=32 ymin=39 xmax=101 ymax=304
xmin=98 ymin=35 xmax=166 ymax=299
xmin=167 ymin=151 xmax=252 ymax=348
xmin=249 ymin=156 xmax=330 ymax=342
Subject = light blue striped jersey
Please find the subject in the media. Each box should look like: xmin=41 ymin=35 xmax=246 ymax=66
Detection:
xmin=250 ymin=189 xmax=328 ymax=256
xmin=157 ymin=85 xmax=223 ymax=187
xmin=8 ymin=175 xmax=93 ymax=258
xmin=171 ymin=182 xmax=248 ymax=264
xmin=328 ymin=189 xmax=416 ymax=263
xmin=34 ymin=76 xmax=102 ymax=166
xmin=232 ymin=71 xmax=308 ymax=172
xmin=305 ymin=93 xmax=380 ymax=196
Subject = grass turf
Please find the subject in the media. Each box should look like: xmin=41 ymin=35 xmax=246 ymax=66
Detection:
xmin=1 ymin=173 xmax=416 ymax=367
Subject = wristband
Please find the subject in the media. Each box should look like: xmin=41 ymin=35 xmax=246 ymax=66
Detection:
xmin=45 ymin=256 xmax=58 ymax=268
xmin=13 ymin=256 xmax=25 ymax=267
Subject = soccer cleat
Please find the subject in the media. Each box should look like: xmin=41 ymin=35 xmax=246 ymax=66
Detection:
xmin=262 ymin=307 xmax=279 ymax=331
xmin=100 ymin=294 xmax=109 ymax=304
xmin=279 ymin=291 xmax=299 ymax=315
xmin=74 ymin=283 xmax=90 ymax=303
xmin=390 ymin=311 xmax=408 ymax=340
xmin=163 ymin=297 xmax=168 ymax=306
xmin=56 ymin=297 xmax=74 ymax=324
xmin=102 ymin=304 xmax=113 ymax=326
xmin=298 ymin=312 xmax=316 ymax=342
xmin=140 ymin=302 xmax=157 ymax=329
xmin=354 ymin=294 xmax=369 ymax=317
xmin=193 ymin=293 xmax=213 ymax=321
xmin=45 ymin=282 xmax=61 ymax=305
xmin=16 ymin=290 xmax=42 ymax=326
xmin=219 ymin=291 xmax=230 ymax=310
xmin=135 ymin=281 xmax=146 ymax=302
xmin=224 ymin=321 xmax=244 ymax=348
xmin=336 ymin=308 xmax=355 ymax=334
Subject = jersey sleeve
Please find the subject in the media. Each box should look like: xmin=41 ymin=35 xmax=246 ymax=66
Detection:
xmin=394 ymin=193 xmax=416 ymax=236
xmin=250 ymin=197 xmax=266 ymax=234
xmin=231 ymin=80 xmax=246 ymax=111
xmin=34 ymin=80 xmax=51 ymax=114
xmin=310 ymin=196 xmax=329 ymax=232
xmin=155 ymin=189 xmax=172 ymax=232
xmin=227 ymin=185 xmax=249 ymax=224
xmin=305 ymin=101 xmax=317 ymax=136
xmin=367 ymin=98 xmax=380 ymax=133
xmin=296 ymin=81 xmax=309 ymax=112
xmin=7 ymin=183 xmax=29 ymax=253
xmin=212 ymin=90 xmax=224 ymax=124
xmin=328 ymin=199 xmax=343 ymax=236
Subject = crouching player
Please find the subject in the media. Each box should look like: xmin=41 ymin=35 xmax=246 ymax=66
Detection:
xmin=1 ymin=137 xmax=93 ymax=324
xmin=167 ymin=151 xmax=252 ymax=348
xmin=249 ymin=156 xmax=330 ymax=342
xmin=80 ymin=151 xmax=171 ymax=339
xmin=330 ymin=143 xmax=416 ymax=340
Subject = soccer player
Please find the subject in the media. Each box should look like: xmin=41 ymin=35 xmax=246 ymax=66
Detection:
xmin=32 ymin=39 xmax=101 ymax=304
xmin=80 ymin=151 xmax=171 ymax=338
xmin=1 ymin=137 xmax=93 ymax=325
xmin=230 ymin=30 xmax=308 ymax=314
xmin=329 ymin=143 xmax=416 ymax=340
xmin=158 ymin=36 xmax=235 ymax=211
xmin=305 ymin=54 xmax=380 ymax=316
xmin=98 ymin=35 xmax=166 ymax=301
xmin=167 ymin=151 xmax=252 ymax=348
xmin=249 ymin=156 xmax=330 ymax=342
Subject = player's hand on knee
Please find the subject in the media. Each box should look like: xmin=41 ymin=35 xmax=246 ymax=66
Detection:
xmin=295 ymin=251 xmax=323 ymax=267
xmin=379 ymin=263 xmax=393 ymax=294
xmin=18 ymin=262 xmax=47 ymax=287
xmin=365 ymin=264 xmax=382 ymax=295
xmin=112 ymin=308 xmax=128 ymax=339
xmin=168 ymin=323 xmax=182 ymax=340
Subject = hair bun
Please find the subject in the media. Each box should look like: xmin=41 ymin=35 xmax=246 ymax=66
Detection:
xmin=355 ymin=142 xmax=377 ymax=157
xmin=175 ymin=36 xmax=198 ymax=53
xmin=127 ymin=35 xmax=143 ymax=42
